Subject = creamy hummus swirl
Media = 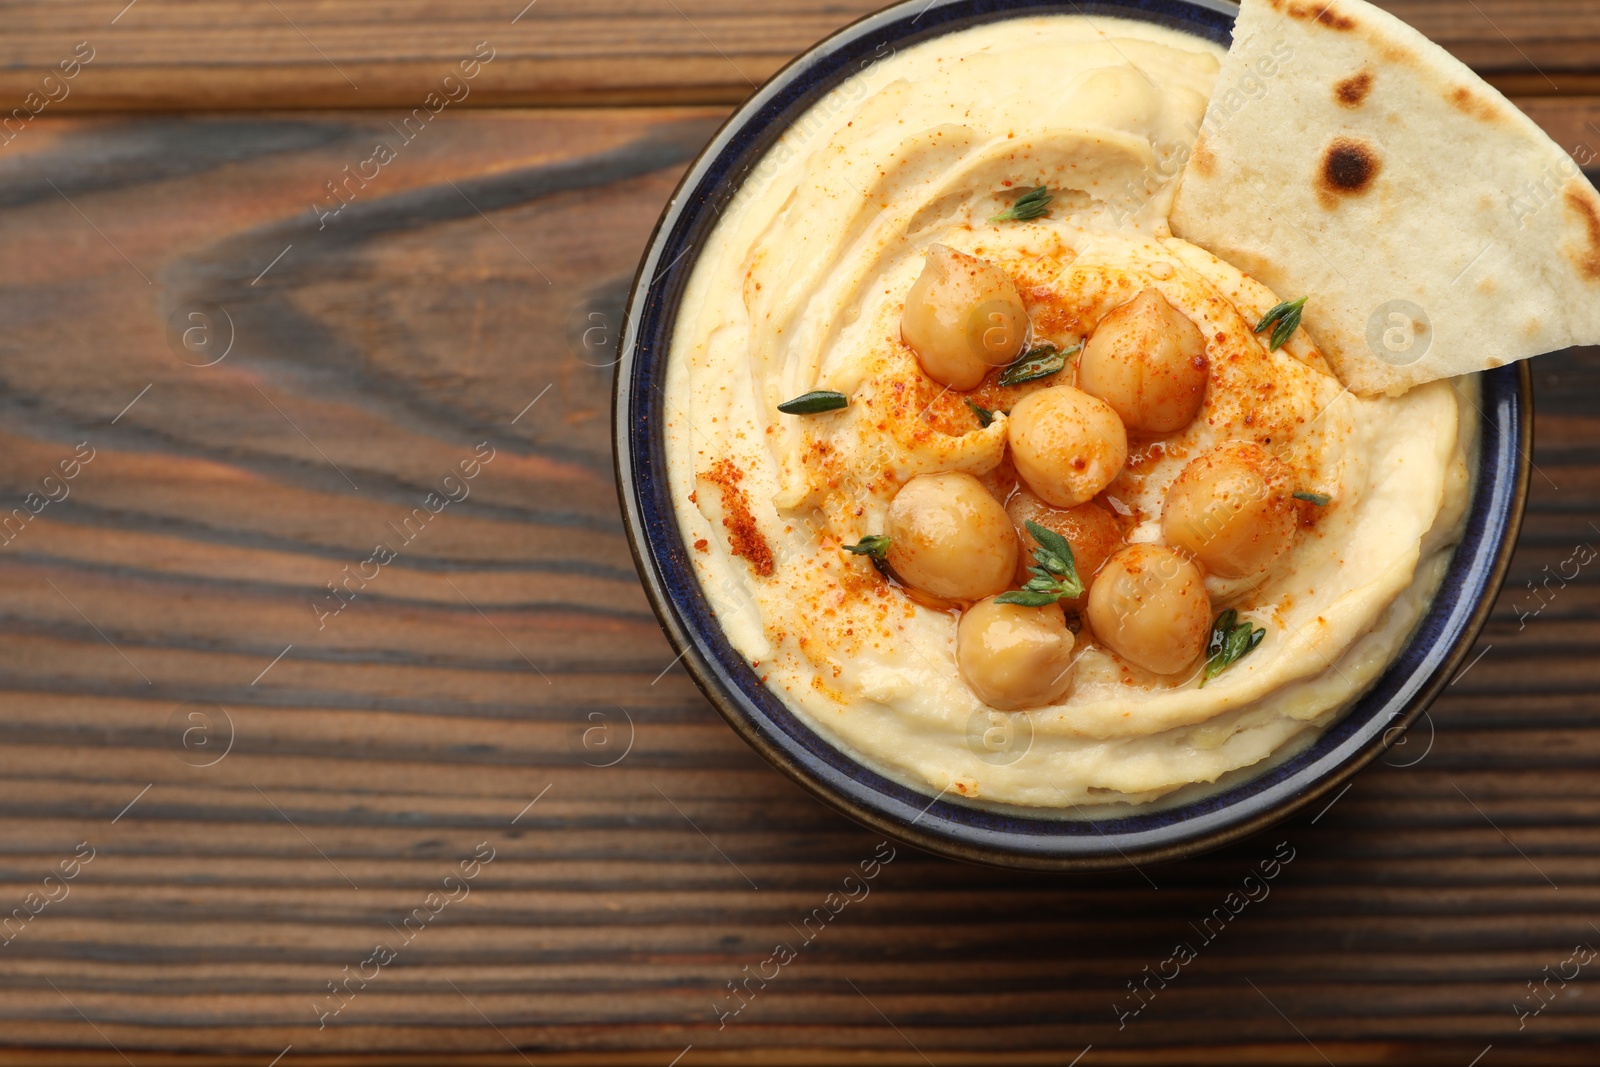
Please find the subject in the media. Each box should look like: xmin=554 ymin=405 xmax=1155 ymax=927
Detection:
xmin=663 ymin=16 xmax=1473 ymax=809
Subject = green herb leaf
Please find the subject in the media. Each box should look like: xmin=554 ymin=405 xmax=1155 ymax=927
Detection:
xmin=1201 ymin=610 xmax=1267 ymax=686
xmin=1205 ymin=610 xmax=1238 ymax=659
xmin=843 ymin=534 xmax=890 ymax=560
xmin=996 ymin=519 xmax=1084 ymax=606
xmin=965 ymin=398 xmax=995 ymax=428
xmin=998 ymin=341 xmax=1078 ymax=387
xmin=777 ymin=390 xmax=849 ymax=415
xmin=1027 ymin=522 xmax=1076 ymax=575
xmin=1293 ymin=491 xmax=1331 ymax=506
xmin=995 ymin=589 xmax=1063 ymax=607
xmin=989 ymin=185 xmax=1053 ymax=224
xmin=1254 ymin=296 xmax=1307 ymax=352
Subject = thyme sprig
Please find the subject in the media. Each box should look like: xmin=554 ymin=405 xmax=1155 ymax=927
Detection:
xmin=996 ymin=521 xmax=1084 ymax=607
xmin=989 ymin=185 xmax=1053 ymax=223
xmin=1254 ymin=296 xmax=1308 ymax=352
xmin=1201 ymin=609 xmax=1267 ymax=686
xmin=777 ymin=390 xmax=848 ymax=415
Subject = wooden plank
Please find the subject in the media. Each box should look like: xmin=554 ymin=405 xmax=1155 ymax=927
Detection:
xmin=0 ymin=104 xmax=1597 ymax=1061
xmin=1519 ymin=98 xmax=1600 ymax=156
xmin=0 ymin=1 xmax=1595 ymax=111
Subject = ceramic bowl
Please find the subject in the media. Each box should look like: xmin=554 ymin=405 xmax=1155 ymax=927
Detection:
xmin=613 ymin=0 xmax=1532 ymax=870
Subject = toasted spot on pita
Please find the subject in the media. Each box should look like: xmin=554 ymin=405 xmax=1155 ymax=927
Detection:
xmin=1317 ymin=138 xmax=1380 ymax=206
xmin=1563 ymin=182 xmax=1600 ymax=281
xmin=1335 ymin=70 xmax=1373 ymax=107
xmin=1191 ymin=136 xmax=1215 ymax=178
xmin=1447 ymin=85 xmax=1498 ymax=122
xmin=1379 ymin=41 xmax=1413 ymax=65
xmin=1286 ymin=1 xmax=1356 ymax=29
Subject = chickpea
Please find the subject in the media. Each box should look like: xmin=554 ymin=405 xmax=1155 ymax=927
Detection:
xmin=1086 ymin=544 xmax=1211 ymax=676
xmin=900 ymin=244 xmax=1029 ymax=390
xmin=1006 ymin=490 xmax=1122 ymax=596
xmin=957 ymin=597 xmax=1077 ymax=710
xmin=1078 ymin=288 xmax=1208 ymax=434
xmin=1007 ymin=385 xmax=1128 ymax=508
xmin=886 ymin=472 xmax=1018 ymax=601
xmin=1162 ymin=441 xmax=1298 ymax=579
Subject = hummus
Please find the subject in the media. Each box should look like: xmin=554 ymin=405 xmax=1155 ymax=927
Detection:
xmin=663 ymin=16 xmax=1474 ymax=809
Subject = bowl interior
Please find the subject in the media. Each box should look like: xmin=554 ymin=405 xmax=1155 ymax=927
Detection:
xmin=615 ymin=0 xmax=1531 ymax=870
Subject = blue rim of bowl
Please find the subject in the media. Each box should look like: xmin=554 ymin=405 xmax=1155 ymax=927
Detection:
xmin=613 ymin=0 xmax=1533 ymax=870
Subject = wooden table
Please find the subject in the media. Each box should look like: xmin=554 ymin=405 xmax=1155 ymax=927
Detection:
xmin=1 ymin=1 xmax=1597 ymax=1063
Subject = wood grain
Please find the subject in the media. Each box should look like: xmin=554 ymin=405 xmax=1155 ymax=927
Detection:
xmin=0 ymin=0 xmax=1594 ymax=110
xmin=3 ymin=0 xmax=1600 ymax=1054
xmin=0 ymin=100 xmax=1595 ymax=1063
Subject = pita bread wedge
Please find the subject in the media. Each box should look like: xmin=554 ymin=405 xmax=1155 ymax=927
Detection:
xmin=1170 ymin=0 xmax=1600 ymax=396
